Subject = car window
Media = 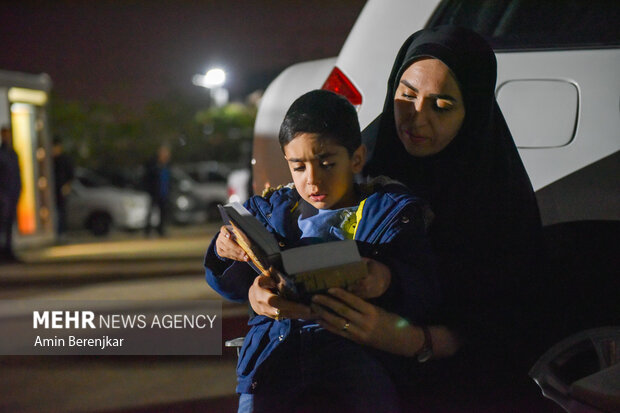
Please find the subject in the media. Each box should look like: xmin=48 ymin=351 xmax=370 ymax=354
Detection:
xmin=187 ymin=171 xmax=201 ymax=182
xmin=428 ymin=0 xmax=619 ymax=50
xmin=206 ymin=171 xmax=227 ymax=183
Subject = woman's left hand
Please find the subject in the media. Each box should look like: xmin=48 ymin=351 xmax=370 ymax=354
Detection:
xmin=311 ymin=288 xmax=416 ymax=355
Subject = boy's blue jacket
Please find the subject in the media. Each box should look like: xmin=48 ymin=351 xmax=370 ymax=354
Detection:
xmin=204 ymin=180 xmax=440 ymax=394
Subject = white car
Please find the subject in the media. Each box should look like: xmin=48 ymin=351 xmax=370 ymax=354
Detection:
xmin=170 ymin=166 xmax=228 ymax=223
xmin=67 ymin=168 xmax=152 ymax=236
xmin=252 ymin=0 xmax=620 ymax=229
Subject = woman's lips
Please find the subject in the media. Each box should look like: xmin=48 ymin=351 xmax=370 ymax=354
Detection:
xmin=404 ymin=131 xmax=428 ymax=144
xmin=309 ymin=194 xmax=327 ymax=202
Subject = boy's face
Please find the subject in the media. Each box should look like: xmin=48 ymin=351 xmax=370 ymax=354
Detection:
xmin=283 ymin=133 xmax=365 ymax=210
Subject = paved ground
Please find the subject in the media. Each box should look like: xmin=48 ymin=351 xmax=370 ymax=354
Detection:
xmin=0 ymin=225 xmax=566 ymax=413
xmin=0 ymin=225 xmax=248 ymax=413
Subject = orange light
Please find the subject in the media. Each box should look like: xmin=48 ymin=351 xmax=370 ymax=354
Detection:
xmin=12 ymin=104 xmax=37 ymax=234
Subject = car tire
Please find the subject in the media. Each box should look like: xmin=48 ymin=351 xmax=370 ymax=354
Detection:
xmin=87 ymin=212 xmax=112 ymax=236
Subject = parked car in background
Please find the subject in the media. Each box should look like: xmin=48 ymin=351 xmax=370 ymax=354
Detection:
xmin=66 ymin=168 xmax=153 ymax=236
xmin=181 ymin=161 xmax=230 ymax=185
xmin=170 ymin=166 xmax=228 ymax=224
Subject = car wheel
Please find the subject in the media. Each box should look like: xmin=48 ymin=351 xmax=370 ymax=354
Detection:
xmin=87 ymin=212 xmax=112 ymax=236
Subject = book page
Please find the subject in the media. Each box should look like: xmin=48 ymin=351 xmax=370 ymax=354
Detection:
xmin=280 ymin=240 xmax=361 ymax=275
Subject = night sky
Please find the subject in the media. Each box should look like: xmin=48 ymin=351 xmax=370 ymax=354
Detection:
xmin=0 ymin=0 xmax=366 ymax=109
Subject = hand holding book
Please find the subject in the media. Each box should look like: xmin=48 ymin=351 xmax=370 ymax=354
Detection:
xmin=215 ymin=225 xmax=250 ymax=263
xmin=248 ymin=272 xmax=318 ymax=321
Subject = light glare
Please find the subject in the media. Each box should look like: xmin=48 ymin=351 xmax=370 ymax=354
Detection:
xmin=193 ymin=68 xmax=226 ymax=88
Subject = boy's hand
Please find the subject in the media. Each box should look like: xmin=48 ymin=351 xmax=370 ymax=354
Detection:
xmin=249 ymin=270 xmax=317 ymax=320
xmin=215 ymin=225 xmax=249 ymax=262
xmin=349 ymin=258 xmax=392 ymax=299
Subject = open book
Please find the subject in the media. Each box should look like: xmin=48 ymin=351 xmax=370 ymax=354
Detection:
xmin=218 ymin=202 xmax=367 ymax=303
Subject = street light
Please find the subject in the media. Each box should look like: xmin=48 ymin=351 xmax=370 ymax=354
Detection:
xmin=193 ymin=68 xmax=228 ymax=106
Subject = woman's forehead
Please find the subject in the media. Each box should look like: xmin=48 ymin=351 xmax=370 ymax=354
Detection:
xmin=399 ymin=58 xmax=461 ymax=96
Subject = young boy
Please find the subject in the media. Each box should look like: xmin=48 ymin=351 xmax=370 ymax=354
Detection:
xmin=204 ymin=90 xmax=439 ymax=413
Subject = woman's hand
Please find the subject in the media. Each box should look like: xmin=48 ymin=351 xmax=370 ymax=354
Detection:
xmin=313 ymin=288 xmax=462 ymax=358
xmin=349 ymin=258 xmax=392 ymax=299
xmin=248 ymin=268 xmax=316 ymax=321
xmin=215 ymin=226 xmax=249 ymax=262
xmin=312 ymin=288 xmax=419 ymax=356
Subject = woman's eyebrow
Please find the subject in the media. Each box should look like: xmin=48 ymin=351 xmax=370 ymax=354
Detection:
xmin=400 ymin=80 xmax=418 ymax=93
xmin=399 ymin=79 xmax=457 ymax=102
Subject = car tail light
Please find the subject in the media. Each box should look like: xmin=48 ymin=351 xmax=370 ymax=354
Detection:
xmin=321 ymin=67 xmax=362 ymax=107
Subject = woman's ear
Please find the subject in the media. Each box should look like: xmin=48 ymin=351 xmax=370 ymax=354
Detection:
xmin=351 ymin=144 xmax=367 ymax=174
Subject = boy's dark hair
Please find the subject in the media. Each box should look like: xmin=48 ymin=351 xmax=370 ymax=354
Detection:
xmin=278 ymin=90 xmax=361 ymax=155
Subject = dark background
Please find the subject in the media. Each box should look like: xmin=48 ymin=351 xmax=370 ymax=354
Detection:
xmin=0 ymin=0 xmax=366 ymax=110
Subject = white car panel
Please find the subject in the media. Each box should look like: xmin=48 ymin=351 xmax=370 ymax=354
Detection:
xmin=496 ymin=49 xmax=620 ymax=191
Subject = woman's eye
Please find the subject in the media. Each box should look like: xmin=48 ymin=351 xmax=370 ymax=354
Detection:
xmin=321 ymin=162 xmax=334 ymax=169
xmin=433 ymin=104 xmax=450 ymax=113
xmin=293 ymin=165 xmax=305 ymax=172
xmin=433 ymin=99 xmax=454 ymax=113
xmin=401 ymin=93 xmax=416 ymax=100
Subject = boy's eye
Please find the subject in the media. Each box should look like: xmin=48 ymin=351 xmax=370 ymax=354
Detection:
xmin=292 ymin=165 xmax=305 ymax=172
xmin=321 ymin=161 xmax=334 ymax=169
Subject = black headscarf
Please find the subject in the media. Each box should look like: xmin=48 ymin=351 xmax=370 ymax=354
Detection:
xmin=364 ymin=26 xmax=542 ymax=365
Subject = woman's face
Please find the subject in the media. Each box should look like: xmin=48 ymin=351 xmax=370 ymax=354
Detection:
xmin=394 ymin=58 xmax=465 ymax=157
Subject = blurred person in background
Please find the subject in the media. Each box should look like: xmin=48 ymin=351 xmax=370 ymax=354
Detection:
xmin=52 ymin=135 xmax=74 ymax=241
xmin=143 ymin=144 xmax=171 ymax=237
xmin=0 ymin=126 xmax=22 ymax=262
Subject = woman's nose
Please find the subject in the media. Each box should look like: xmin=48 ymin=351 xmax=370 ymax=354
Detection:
xmin=411 ymin=98 xmax=428 ymax=124
xmin=413 ymin=96 xmax=426 ymax=114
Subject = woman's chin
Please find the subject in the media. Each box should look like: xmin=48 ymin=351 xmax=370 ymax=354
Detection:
xmin=400 ymin=139 xmax=435 ymax=158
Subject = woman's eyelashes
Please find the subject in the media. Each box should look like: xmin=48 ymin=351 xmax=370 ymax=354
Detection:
xmin=400 ymin=91 xmax=416 ymax=100
xmin=400 ymin=93 xmax=454 ymax=113
xmin=434 ymin=98 xmax=455 ymax=112
xmin=432 ymin=102 xmax=452 ymax=113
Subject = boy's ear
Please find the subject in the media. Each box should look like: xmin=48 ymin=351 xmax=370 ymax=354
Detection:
xmin=351 ymin=144 xmax=367 ymax=174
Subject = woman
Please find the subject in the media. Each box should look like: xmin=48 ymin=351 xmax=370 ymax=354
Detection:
xmin=251 ymin=26 xmax=542 ymax=405
xmin=310 ymin=25 xmax=543 ymax=400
